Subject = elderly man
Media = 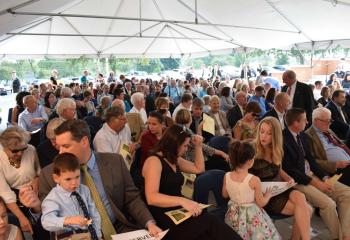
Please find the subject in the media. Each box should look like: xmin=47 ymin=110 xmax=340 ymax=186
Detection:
xmin=281 ymin=70 xmax=315 ymax=124
xmin=283 ymin=108 xmax=350 ymax=240
xmin=262 ymin=92 xmax=290 ymax=129
xmin=93 ymin=106 xmax=138 ymax=164
xmin=305 ymin=107 xmax=350 ymax=186
xmin=226 ymin=91 xmax=247 ymax=128
xmin=19 ymin=119 xmax=162 ymax=240
xmin=18 ymin=95 xmax=48 ymax=132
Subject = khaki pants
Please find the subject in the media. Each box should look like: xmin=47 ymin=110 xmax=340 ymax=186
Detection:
xmin=295 ymin=179 xmax=350 ymax=239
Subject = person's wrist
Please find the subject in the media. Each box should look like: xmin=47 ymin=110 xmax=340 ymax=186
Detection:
xmin=145 ymin=220 xmax=156 ymax=229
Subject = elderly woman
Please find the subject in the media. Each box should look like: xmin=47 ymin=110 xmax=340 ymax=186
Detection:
xmin=206 ymin=95 xmax=231 ymax=136
xmin=36 ymin=118 xmax=63 ymax=168
xmin=0 ymin=127 xmax=40 ymax=236
xmin=130 ymin=92 xmax=147 ymax=124
xmin=175 ymin=108 xmax=228 ymax=162
xmin=220 ymin=86 xmax=234 ymax=112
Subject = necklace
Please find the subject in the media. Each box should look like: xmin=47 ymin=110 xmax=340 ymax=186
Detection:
xmin=9 ymin=158 xmax=21 ymax=168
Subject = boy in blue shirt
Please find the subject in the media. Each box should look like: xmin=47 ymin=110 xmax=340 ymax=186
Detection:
xmin=41 ymin=153 xmax=101 ymax=239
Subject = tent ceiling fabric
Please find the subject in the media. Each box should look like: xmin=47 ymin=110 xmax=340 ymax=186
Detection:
xmin=0 ymin=0 xmax=349 ymax=58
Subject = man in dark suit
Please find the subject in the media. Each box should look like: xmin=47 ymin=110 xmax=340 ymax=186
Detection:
xmin=262 ymin=92 xmax=290 ymax=129
xmin=226 ymin=91 xmax=247 ymax=128
xmin=281 ymin=70 xmax=315 ymax=124
xmin=326 ymin=89 xmax=349 ymax=140
xmin=19 ymin=119 xmax=162 ymax=239
xmin=283 ymin=108 xmax=350 ymax=239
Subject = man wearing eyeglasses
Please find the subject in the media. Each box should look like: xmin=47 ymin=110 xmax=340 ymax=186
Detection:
xmin=306 ymin=107 xmax=350 ymax=186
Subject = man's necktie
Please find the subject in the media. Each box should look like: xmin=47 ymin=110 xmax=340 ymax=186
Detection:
xmin=287 ymin=86 xmax=292 ymax=96
xmin=296 ymin=134 xmax=305 ymax=157
xmin=81 ymin=165 xmax=116 ymax=240
xmin=71 ymin=191 xmax=98 ymax=240
xmin=323 ymin=131 xmax=350 ymax=156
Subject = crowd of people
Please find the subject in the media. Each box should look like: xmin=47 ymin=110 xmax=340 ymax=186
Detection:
xmin=1 ymin=67 xmax=350 ymax=240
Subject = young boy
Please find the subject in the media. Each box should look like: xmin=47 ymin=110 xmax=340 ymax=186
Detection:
xmin=41 ymin=153 xmax=102 ymax=240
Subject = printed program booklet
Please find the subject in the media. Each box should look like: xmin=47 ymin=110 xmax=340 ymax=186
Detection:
xmin=164 ymin=204 xmax=211 ymax=225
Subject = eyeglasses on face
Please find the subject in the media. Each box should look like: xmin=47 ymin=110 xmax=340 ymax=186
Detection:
xmin=9 ymin=145 xmax=28 ymax=154
xmin=317 ymin=118 xmax=333 ymax=124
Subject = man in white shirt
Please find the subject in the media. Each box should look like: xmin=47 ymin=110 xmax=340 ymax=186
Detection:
xmin=93 ymin=106 xmax=136 ymax=158
xmin=129 ymin=92 xmax=147 ymax=124
xmin=172 ymin=93 xmax=193 ymax=120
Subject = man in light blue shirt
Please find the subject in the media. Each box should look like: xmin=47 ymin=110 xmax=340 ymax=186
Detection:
xmin=305 ymin=107 xmax=350 ymax=186
xmin=248 ymin=85 xmax=266 ymax=116
xmin=18 ymin=95 xmax=48 ymax=132
xmin=260 ymin=70 xmax=281 ymax=91
xmin=41 ymin=153 xmax=102 ymax=239
xmin=163 ymin=79 xmax=181 ymax=104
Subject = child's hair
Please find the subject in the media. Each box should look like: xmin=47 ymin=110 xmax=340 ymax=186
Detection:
xmin=0 ymin=196 xmax=5 ymax=208
xmin=228 ymin=140 xmax=255 ymax=170
xmin=53 ymin=153 xmax=80 ymax=175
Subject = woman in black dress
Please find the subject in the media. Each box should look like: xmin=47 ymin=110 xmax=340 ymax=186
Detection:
xmin=142 ymin=125 xmax=241 ymax=240
xmin=250 ymin=117 xmax=312 ymax=240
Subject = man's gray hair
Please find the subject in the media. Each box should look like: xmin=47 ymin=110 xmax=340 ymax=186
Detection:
xmin=312 ymin=107 xmax=331 ymax=122
xmin=130 ymin=92 xmax=144 ymax=105
xmin=61 ymin=87 xmax=73 ymax=98
xmin=56 ymin=98 xmax=76 ymax=116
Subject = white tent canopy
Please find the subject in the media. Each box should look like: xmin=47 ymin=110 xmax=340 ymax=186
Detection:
xmin=1 ymin=0 xmax=350 ymax=58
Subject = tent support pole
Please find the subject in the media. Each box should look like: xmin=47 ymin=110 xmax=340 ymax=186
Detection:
xmin=264 ymin=0 xmax=313 ymax=41
xmin=177 ymin=0 xmax=243 ymax=46
xmin=101 ymin=22 xmax=162 ymax=52
xmin=142 ymin=25 xmax=166 ymax=55
xmin=167 ymin=25 xmax=209 ymax=51
xmin=7 ymin=10 xmax=299 ymax=34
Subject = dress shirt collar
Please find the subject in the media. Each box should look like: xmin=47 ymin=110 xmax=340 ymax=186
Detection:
xmin=332 ymin=100 xmax=343 ymax=110
xmin=86 ymin=152 xmax=96 ymax=171
xmin=290 ymin=80 xmax=297 ymax=90
xmin=274 ymin=107 xmax=284 ymax=116
xmin=55 ymin=184 xmax=75 ymax=198
xmin=104 ymin=122 xmax=118 ymax=135
xmin=288 ymin=127 xmax=299 ymax=142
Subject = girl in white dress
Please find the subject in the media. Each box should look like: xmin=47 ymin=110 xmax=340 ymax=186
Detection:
xmin=222 ymin=140 xmax=281 ymax=240
xmin=0 ymin=196 xmax=23 ymax=240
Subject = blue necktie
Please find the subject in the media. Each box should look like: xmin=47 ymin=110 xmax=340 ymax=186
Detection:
xmin=71 ymin=191 xmax=99 ymax=240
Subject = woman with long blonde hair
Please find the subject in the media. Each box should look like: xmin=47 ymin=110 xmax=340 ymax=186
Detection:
xmin=251 ymin=117 xmax=312 ymax=240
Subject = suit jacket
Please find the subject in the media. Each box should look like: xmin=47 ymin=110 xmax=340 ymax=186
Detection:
xmin=126 ymin=112 xmax=146 ymax=142
xmin=36 ymin=139 xmax=59 ymax=168
xmin=226 ymin=105 xmax=243 ymax=128
xmin=282 ymin=128 xmax=327 ymax=185
xmin=189 ymin=115 xmax=203 ymax=134
xmin=281 ymin=81 xmax=315 ymax=123
xmin=207 ymin=110 xmax=231 ymax=136
xmin=305 ymin=126 xmax=338 ymax=174
xmin=39 ymin=152 xmax=153 ymax=232
xmin=262 ymin=108 xmax=278 ymax=119
xmin=326 ymin=100 xmax=349 ymax=140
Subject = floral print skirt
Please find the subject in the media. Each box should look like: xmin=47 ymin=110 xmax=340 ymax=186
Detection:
xmin=224 ymin=202 xmax=281 ymax=240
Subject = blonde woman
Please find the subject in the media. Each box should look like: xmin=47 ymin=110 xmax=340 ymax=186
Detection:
xmin=250 ymin=117 xmax=312 ymax=240
xmin=0 ymin=127 xmax=41 ymax=236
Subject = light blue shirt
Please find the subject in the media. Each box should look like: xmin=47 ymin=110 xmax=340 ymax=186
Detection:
xmin=248 ymin=96 xmax=266 ymax=116
xmin=84 ymin=153 xmax=117 ymax=224
xmin=41 ymin=184 xmax=102 ymax=237
xmin=163 ymin=86 xmax=180 ymax=101
xmin=314 ymin=127 xmax=350 ymax=162
xmin=263 ymin=77 xmax=281 ymax=91
xmin=199 ymin=88 xmax=207 ymax=98
xmin=18 ymin=105 xmax=48 ymax=132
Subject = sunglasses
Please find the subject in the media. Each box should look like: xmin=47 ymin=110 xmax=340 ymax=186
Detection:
xmin=9 ymin=146 xmax=28 ymax=154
